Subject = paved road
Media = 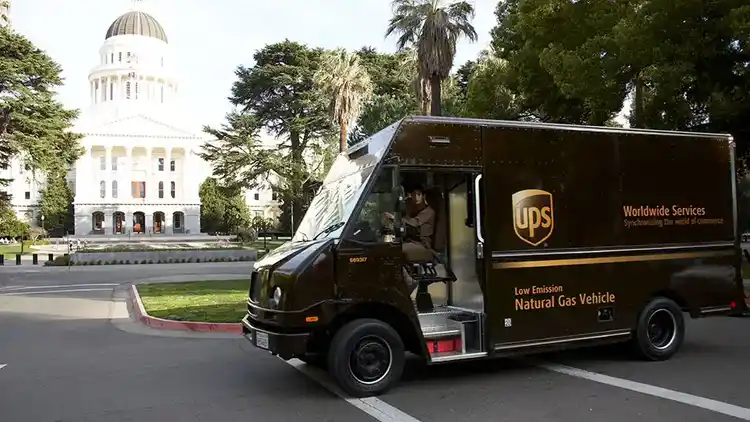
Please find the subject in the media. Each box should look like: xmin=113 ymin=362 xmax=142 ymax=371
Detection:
xmin=0 ymin=263 xmax=748 ymax=422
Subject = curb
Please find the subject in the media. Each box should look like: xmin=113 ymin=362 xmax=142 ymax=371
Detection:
xmin=129 ymin=284 xmax=243 ymax=334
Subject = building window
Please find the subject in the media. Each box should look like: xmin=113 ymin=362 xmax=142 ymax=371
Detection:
xmin=160 ymin=85 xmax=164 ymax=103
xmin=100 ymin=181 xmax=106 ymax=198
xmin=131 ymin=181 xmax=146 ymax=198
xmin=173 ymin=212 xmax=183 ymax=230
xmin=126 ymin=81 xmax=131 ymax=99
xmin=170 ymin=181 xmax=175 ymax=198
xmin=110 ymin=52 xmax=113 ymax=63
xmin=272 ymin=191 xmax=277 ymax=201
xmin=112 ymin=180 xmax=118 ymax=198
xmin=118 ymin=52 xmax=122 ymax=62
xmin=100 ymin=156 xmax=106 ymax=170
xmin=158 ymin=158 xmax=164 ymax=171
xmin=93 ymin=212 xmax=105 ymax=231
xmin=158 ymin=181 xmax=164 ymax=198
xmin=254 ymin=193 xmax=259 ymax=201
xmin=111 ymin=156 xmax=117 ymax=170
xmin=161 ymin=57 xmax=164 ymax=67
xmin=24 ymin=191 xmax=30 ymax=200
xmin=136 ymin=82 xmax=140 ymax=99
xmin=109 ymin=82 xmax=114 ymax=100
xmin=170 ymin=160 xmax=175 ymax=172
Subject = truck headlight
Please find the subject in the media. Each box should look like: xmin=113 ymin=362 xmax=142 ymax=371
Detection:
xmin=270 ymin=286 xmax=282 ymax=308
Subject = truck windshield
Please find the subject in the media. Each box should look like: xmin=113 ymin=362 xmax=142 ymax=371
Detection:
xmin=292 ymin=122 xmax=399 ymax=242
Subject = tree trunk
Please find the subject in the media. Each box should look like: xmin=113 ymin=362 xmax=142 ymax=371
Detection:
xmin=430 ymin=75 xmax=442 ymax=117
xmin=421 ymin=79 xmax=431 ymax=115
xmin=339 ymin=118 xmax=348 ymax=153
xmin=633 ymin=71 xmax=644 ymax=128
xmin=289 ymin=130 xmax=303 ymax=233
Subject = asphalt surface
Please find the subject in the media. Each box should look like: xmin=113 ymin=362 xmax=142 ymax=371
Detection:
xmin=0 ymin=263 xmax=748 ymax=422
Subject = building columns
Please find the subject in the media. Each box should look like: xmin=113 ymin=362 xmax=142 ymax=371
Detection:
xmin=146 ymin=147 xmax=153 ymax=199
xmin=105 ymin=146 xmax=112 ymax=199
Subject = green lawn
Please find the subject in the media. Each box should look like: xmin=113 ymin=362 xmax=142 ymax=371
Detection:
xmin=0 ymin=244 xmax=29 ymax=259
xmin=137 ymin=279 xmax=250 ymax=323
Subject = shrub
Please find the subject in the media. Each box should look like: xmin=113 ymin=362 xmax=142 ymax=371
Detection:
xmin=52 ymin=255 xmax=70 ymax=266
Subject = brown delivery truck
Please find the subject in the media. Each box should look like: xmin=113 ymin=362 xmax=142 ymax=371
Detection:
xmin=241 ymin=116 xmax=746 ymax=397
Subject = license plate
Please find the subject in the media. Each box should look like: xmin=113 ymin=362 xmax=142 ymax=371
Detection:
xmin=255 ymin=331 xmax=269 ymax=349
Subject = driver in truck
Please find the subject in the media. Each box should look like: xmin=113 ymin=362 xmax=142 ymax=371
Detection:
xmin=384 ymin=186 xmax=436 ymax=292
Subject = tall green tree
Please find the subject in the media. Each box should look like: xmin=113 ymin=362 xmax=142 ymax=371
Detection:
xmin=385 ymin=0 xmax=478 ymax=116
xmin=198 ymin=177 xmax=251 ymax=234
xmin=463 ymin=53 xmax=523 ymax=120
xmin=489 ymin=0 xmax=620 ymax=124
xmin=349 ymin=47 xmax=420 ymax=142
xmin=201 ymin=40 xmax=336 ymax=232
xmin=314 ymin=48 xmax=373 ymax=152
xmin=0 ymin=26 xmax=84 ymax=193
xmin=37 ymin=170 xmax=74 ymax=232
xmin=0 ymin=206 xmax=27 ymax=238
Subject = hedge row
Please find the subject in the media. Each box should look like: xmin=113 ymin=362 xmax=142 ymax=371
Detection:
xmin=45 ymin=252 xmax=266 ymax=267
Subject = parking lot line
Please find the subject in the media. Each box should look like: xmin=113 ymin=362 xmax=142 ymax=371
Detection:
xmin=534 ymin=360 xmax=750 ymax=421
xmin=286 ymin=359 xmax=423 ymax=422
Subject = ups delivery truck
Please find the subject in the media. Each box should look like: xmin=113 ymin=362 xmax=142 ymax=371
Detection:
xmin=242 ymin=116 xmax=746 ymax=397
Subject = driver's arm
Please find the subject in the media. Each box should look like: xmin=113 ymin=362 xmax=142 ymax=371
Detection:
xmin=403 ymin=207 xmax=434 ymax=233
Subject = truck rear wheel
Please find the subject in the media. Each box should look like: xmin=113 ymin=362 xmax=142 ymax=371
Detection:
xmin=327 ymin=318 xmax=405 ymax=398
xmin=631 ymin=296 xmax=685 ymax=361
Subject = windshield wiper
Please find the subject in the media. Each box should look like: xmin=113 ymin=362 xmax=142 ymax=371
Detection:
xmin=313 ymin=222 xmax=345 ymax=240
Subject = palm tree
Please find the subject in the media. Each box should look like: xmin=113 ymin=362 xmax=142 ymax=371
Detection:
xmin=385 ymin=0 xmax=478 ymax=116
xmin=314 ymin=49 xmax=373 ymax=153
xmin=400 ymin=47 xmax=431 ymax=115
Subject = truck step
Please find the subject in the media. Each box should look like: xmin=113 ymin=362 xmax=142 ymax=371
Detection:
xmin=422 ymin=327 xmax=461 ymax=339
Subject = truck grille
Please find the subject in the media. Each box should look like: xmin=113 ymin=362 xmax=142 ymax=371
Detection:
xmin=249 ymin=270 xmax=264 ymax=303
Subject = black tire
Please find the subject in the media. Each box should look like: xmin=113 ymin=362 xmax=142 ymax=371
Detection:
xmin=630 ymin=296 xmax=685 ymax=361
xmin=327 ymin=318 xmax=405 ymax=398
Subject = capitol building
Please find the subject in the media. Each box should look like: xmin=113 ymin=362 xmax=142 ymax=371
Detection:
xmin=1 ymin=3 xmax=282 ymax=236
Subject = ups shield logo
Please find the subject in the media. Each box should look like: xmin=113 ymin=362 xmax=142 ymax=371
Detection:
xmin=512 ymin=189 xmax=554 ymax=246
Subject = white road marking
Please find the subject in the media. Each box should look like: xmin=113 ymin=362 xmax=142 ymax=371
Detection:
xmin=0 ymin=364 xmax=6 ymax=370
xmin=0 ymin=288 xmax=115 ymax=296
xmin=534 ymin=360 xmax=750 ymax=421
xmin=286 ymin=359 xmax=423 ymax=422
xmin=0 ymin=283 xmax=118 ymax=292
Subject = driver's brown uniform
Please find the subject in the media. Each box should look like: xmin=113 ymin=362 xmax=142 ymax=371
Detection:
xmin=401 ymin=203 xmax=435 ymax=262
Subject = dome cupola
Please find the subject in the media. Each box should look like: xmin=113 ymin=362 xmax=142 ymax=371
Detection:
xmin=105 ymin=11 xmax=167 ymax=43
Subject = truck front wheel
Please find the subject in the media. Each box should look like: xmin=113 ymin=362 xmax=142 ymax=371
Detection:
xmin=327 ymin=318 xmax=405 ymax=398
xmin=631 ymin=296 xmax=685 ymax=361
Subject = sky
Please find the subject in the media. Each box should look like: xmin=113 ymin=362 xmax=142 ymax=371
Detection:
xmin=10 ymin=0 xmax=502 ymax=133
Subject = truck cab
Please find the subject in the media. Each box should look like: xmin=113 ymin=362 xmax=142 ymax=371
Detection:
xmin=242 ymin=116 xmax=747 ymax=398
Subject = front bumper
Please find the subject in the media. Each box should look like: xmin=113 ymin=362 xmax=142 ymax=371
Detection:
xmin=241 ymin=315 xmax=311 ymax=360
